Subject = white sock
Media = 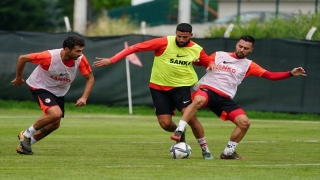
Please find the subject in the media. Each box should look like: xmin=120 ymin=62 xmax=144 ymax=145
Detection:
xmin=31 ymin=137 xmax=37 ymax=145
xmin=176 ymin=120 xmax=187 ymax=131
xmin=223 ymin=140 xmax=238 ymax=155
xmin=197 ymin=137 xmax=210 ymax=153
xmin=23 ymin=125 xmax=37 ymax=138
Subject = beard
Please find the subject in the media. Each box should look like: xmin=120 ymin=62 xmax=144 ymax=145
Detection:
xmin=175 ymin=39 xmax=190 ymax=47
xmin=235 ymin=51 xmax=245 ymax=58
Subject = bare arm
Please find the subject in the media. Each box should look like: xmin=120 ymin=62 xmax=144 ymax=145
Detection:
xmin=11 ymin=54 xmax=31 ymax=87
xmin=74 ymin=72 xmax=95 ymax=107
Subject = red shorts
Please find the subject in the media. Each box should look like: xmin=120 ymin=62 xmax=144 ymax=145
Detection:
xmin=192 ymin=88 xmax=245 ymax=121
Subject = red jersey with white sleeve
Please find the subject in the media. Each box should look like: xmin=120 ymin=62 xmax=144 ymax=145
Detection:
xmin=195 ymin=52 xmax=292 ymax=98
xmin=26 ymin=49 xmax=92 ymax=97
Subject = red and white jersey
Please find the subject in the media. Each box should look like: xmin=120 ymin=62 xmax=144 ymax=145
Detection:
xmin=26 ymin=49 xmax=90 ymax=97
xmin=195 ymin=51 xmax=252 ymax=98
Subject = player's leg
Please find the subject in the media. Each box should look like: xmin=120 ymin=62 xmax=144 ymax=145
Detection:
xmin=211 ymin=97 xmax=249 ymax=160
xmin=171 ymin=88 xmax=208 ymax=140
xmin=31 ymin=118 xmax=61 ymax=145
xmin=31 ymin=93 xmax=64 ymax=145
xmin=173 ymin=87 xmax=213 ymax=160
xmin=17 ymin=89 xmax=63 ymax=155
xmin=150 ymin=88 xmax=177 ymax=132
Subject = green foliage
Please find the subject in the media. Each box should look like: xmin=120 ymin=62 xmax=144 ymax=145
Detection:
xmin=0 ymin=0 xmax=50 ymax=31
xmin=1 ymin=110 xmax=320 ymax=179
xmin=85 ymin=15 xmax=139 ymax=36
xmin=205 ymin=12 xmax=320 ymax=41
xmin=90 ymin=0 xmax=131 ymax=12
xmin=0 ymin=0 xmax=73 ymax=32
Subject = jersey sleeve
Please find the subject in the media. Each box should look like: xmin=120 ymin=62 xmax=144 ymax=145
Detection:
xmin=29 ymin=50 xmax=52 ymax=70
xmin=79 ymin=55 xmax=92 ymax=75
xmin=261 ymin=71 xmax=291 ymax=80
xmin=197 ymin=50 xmax=214 ymax=67
xmin=208 ymin=52 xmax=217 ymax=62
xmin=245 ymin=61 xmax=267 ymax=78
xmin=110 ymin=37 xmax=168 ymax=63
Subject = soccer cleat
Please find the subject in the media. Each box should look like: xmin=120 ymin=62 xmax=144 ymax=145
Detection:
xmin=202 ymin=152 xmax=214 ymax=160
xmin=170 ymin=128 xmax=186 ymax=143
xmin=17 ymin=131 xmax=33 ymax=154
xmin=16 ymin=144 xmax=34 ymax=155
xmin=220 ymin=151 xmax=246 ymax=160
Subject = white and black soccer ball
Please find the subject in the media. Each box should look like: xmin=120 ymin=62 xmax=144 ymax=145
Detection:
xmin=169 ymin=142 xmax=192 ymax=159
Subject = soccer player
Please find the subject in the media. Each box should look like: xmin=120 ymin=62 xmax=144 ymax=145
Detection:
xmin=171 ymin=35 xmax=307 ymax=160
xmin=93 ymin=23 xmax=217 ymax=160
xmin=11 ymin=36 xmax=94 ymax=155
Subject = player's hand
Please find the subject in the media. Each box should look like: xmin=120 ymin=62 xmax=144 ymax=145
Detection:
xmin=11 ymin=78 xmax=24 ymax=87
xmin=291 ymin=67 xmax=307 ymax=76
xmin=75 ymin=97 xmax=87 ymax=107
xmin=92 ymin=57 xmax=112 ymax=68
xmin=206 ymin=63 xmax=217 ymax=72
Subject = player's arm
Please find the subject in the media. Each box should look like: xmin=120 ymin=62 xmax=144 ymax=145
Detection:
xmin=196 ymin=50 xmax=216 ymax=71
xmin=247 ymin=62 xmax=306 ymax=80
xmin=93 ymin=37 xmax=167 ymax=68
xmin=75 ymin=56 xmax=95 ymax=107
xmin=11 ymin=54 xmax=31 ymax=87
xmin=262 ymin=67 xmax=306 ymax=80
xmin=74 ymin=72 xmax=94 ymax=107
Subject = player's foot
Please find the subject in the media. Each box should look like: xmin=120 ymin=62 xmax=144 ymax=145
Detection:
xmin=17 ymin=131 xmax=33 ymax=154
xmin=202 ymin=152 xmax=214 ymax=160
xmin=16 ymin=144 xmax=34 ymax=155
xmin=170 ymin=128 xmax=186 ymax=143
xmin=220 ymin=151 xmax=246 ymax=160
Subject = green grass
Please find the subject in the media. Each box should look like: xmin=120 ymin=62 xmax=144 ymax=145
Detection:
xmin=0 ymin=108 xmax=320 ymax=180
xmin=1 ymin=100 xmax=319 ymax=121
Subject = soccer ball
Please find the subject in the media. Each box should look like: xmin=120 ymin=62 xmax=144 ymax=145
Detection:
xmin=169 ymin=142 xmax=192 ymax=159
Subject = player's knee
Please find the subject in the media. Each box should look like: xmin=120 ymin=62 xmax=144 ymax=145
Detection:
xmin=193 ymin=95 xmax=206 ymax=108
xmin=234 ymin=116 xmax=251 ymax=129
xmin=240 ymin=118 xmax=251 ymax=129
xmin=49 ymin=110 xmax=63 ymax=120
xmin=50 ymin=120 xmax=61 ymax=130
xmin=158 ymin=120 xmax=172 ymax=131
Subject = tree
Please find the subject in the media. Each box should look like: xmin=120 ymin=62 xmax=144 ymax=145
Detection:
xmin=90 ymin=0 xmax=131 ymax=12
xmin=0 ymin=0 xmax=50 ymax=31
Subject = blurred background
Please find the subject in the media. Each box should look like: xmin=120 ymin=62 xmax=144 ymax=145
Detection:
xmin=1 ymin=0 xmax=319 ymax=38
xmin=1 ymin=0 xmax=320 ymax=114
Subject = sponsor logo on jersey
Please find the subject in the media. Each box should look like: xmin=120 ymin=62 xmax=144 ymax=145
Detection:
xmin=48 ymin=71 xmax=69 ymax=76
xmin=222 ymin=61 xmax=233 ymax=64
xmin=50 ymin=75 xmax=71 ymax=82
xmin=218 ymin=64 xmax=244 ymax=74
xmin=176 ymin=54 xmax=188 ymax=57
xmin=169 ymin=59 xmax=191 ymax=66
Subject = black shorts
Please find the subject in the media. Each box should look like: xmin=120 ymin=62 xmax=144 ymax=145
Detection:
xmin=193 ymin=88 xmax=242 ymax=120
xmin=30 ymin=89 xmax=65 ymax=117
xmin=150 ymin=86 xmax=192 ymax=115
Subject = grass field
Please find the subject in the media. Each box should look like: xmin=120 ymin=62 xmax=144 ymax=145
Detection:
xmin=0 ymin=108 xmax=320 ymax=180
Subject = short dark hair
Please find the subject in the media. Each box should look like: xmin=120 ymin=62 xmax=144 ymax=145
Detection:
xmin=239 ymin=35 xmax=255 ymax=45
xmin=63 ymin=36 xmax=85 ymax=49
xmin=176 ymin=23 xmax=192 ymax=33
